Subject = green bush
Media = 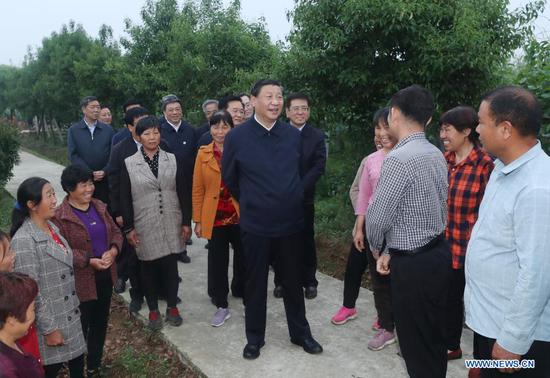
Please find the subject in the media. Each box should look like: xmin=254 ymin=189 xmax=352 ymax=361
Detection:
xmin=0 ymin=123 xmax=20 ymax=188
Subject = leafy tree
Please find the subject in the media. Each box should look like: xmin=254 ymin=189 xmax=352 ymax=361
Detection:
xmin=0 ymin=123 xmax=20 ymax=188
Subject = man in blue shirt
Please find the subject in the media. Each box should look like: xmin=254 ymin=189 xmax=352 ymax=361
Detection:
xmin=222 ymin=79 xmax=322 ymax=360
xmin=465 ymin=86 xmax=550 ymax=376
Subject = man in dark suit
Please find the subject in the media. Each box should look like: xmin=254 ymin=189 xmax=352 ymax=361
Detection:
xmin=273 ymin=93 xmax=326 ymax=300
xmin=197 ymin=95 xmax=245 ymax=147
xmin=111 ymin=98 xmax=144 ymax=147
xmin=67 ymin=96 xmax=115 ymax=205
xmin=222 ymin=79 xmax=323 ymax=360
xmin=159 ymin=94 xmax=195 ymax=263
xmin=196 ymin=99 xmax=219 ymax=137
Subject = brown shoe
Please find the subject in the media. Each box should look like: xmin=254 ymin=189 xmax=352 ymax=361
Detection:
xmin=447 ymin=348 xmax=462 ymax=360
xmin=468 ymin=367 xmax=481 ymax=378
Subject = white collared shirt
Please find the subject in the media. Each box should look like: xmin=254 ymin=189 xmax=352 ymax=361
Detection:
xmin=254 ymin=114 xmax=276 ymax=131
xmin=133 ymin=138 xmax=142 ymax=149
xmin=167 ymin=120 xmax=182 ymax=132
xmin=84 ymin=118 xmax=97 ymax=138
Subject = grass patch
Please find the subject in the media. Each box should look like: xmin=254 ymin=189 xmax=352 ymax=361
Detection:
xmin=20 ymin=133 xmax=68 ymax=166
xmin=0 ymin=188 xmax=14 ymax=232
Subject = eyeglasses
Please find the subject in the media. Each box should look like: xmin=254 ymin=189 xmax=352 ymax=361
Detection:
xmin=289 ymin=106 xmax=309 ymax=112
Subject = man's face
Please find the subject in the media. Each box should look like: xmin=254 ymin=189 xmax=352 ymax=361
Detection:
xmin=241 ymin=95 xmax=253 ymax=118
xmin=226 ymin=100 xmax=245 ymax=126
xmin=129 ymin=115 xmax=148 ymax=139
xmin=251 ymin=85 xmax=283 ymax=123
xmin=477 ymin=101 xmax=502 ymax=156
xmin=82 ymin=100 xmax=101 ymax=121
xmin=163 ymin=102 xmax=182 ymax=125
xmin=204 ymin=103 xmax=218 ymax=121
xmin=286 ymin=99 xmax=310 ymax=128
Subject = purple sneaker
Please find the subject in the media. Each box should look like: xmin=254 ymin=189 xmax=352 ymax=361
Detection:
xmin=368 ymin=329 xmax=396 ymax=351
xmin=211 ymin=308 xmax=231 ymax=327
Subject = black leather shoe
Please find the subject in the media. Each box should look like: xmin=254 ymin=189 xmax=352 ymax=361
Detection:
xmin=273 ymin=285 xmax=284 ymax=298
xmin=304 ymin=286 xmax=317 ymax=300
xmin=243 ymin=341 xmax=265 ymax=360
xmin=186 ymin=239 xmax=193 ymax=246
xmin=129 ymin=298 xmax=143 ymax=314
xmin=114 ymin=278 xmax=126 ymax=294
xmin=291 ymin=336 xmax=323 ymax=354
xmin=177 ymin=252 xmax=191 ymax=263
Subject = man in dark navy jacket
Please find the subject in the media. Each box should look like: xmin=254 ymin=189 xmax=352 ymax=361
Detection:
xmin=272 ymin=93 xmax=326 ymax=300
xmin=222 ymin=79 xmax=323 ymax=360
xmin=159 ymin=94 xmax=195 ymax=263
xmin=67 ymin=96 xmax=115 ymax=205
xmin=111 ymin=98 xmax=144 ymax=147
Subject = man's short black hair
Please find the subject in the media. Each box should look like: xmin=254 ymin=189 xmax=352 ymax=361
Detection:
xmin=390 ymin=85 xmax=434 ymax=126
xmin=123 ymin=98 xmax=143 ymax=113
xmin=237 ymin=92 xmax=250 ymax=99
xmin=124 ymin=106 xmax=149 ymax=127
xmin=250 ymin=79 xmax=282 ymax=97
xmin=135 ymin=115 xmax=161 ymax=136
xmin=80 ymin=96 xmax=98 ymax=108
xmin=285 ymin=93 xmax=311 ymax=109
xmin=482 ymin=86 xmax=542 ymax=137
xmin=219 ymin=95 xmax=244 ymax=110
xmin=61 ymin=165 xmax=94 ymax=194
xmin=209 ymin=110 xmax=235 ymax=128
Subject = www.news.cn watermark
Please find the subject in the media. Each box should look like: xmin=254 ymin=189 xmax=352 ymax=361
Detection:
xmin=465 ymin=359 xmax=535 ymax=369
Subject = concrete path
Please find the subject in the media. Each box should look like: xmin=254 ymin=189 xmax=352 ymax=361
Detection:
xmin=8 ymin=150 xmax=473 ymax=377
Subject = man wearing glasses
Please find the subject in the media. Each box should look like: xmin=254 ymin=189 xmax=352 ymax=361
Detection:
xmin=68 ymin=96 xmax=115 ymax=205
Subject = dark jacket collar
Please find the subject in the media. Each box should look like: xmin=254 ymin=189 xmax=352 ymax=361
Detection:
xmin=57 ymin=196 xmax=108 ymax=226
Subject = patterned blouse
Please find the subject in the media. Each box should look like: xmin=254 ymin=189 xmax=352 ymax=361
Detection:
xmin=213 ymin=143 xmax=239 ymax=227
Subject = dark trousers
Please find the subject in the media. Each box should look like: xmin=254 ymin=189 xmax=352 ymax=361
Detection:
xmin=92 ymin=179 xmax=110 ymax=207
xmin=141 ymin=254 xmax=179 ymax=310
xmin=274 ymin=204 xmax=318 ymax=289
xmin=242 ymin=231 xmax=312 ymax=345
xmin=474 ymin=333 xmax=550 ymax=378
xmin=115 ymin=237 xmax=131 ymax=281
xmin=79 ymin=269 xmax=112 ymax=372
xmin=43 ymin=354 xmax=85 ymax=378
xmin=126 ymin=244 xmax=144 ymax=302
xmin=342 ymin=241 xmax=394 ymax=331
xmin=209 ymin=225 xmax=245 ymax=308
xmin=445 ymin=267 xmax=465 ymax=351
xmin=391 ymin=239 xmax=452 ymax=378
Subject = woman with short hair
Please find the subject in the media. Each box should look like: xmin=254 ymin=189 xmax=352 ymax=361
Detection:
xmin=52 ymin=164 xmax=123 ymax=376
xmin=11 ymin=177 xmax=86 ymax=378
xmin=0 ymin=271 xmax=44 ymax=378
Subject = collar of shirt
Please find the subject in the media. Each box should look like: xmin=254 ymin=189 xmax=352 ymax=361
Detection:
xmin=141 ymin=146 xmax=159 ymax=162
xmin=167 ymin=120 xmax=182 ymax=132
xmin=394 ymin=132 xmax=425 ymax=149
xmin=499 ymin=140 xmax=542 ymax=176
xmin=254 ymin=114 xmax=276 ymax=131
xmin=445 ymin=145 xmax=485 ymax=168
xmin=133 ymin=138 xmax=142 ymax=149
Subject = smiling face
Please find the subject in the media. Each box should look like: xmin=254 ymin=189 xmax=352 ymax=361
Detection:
xmin=99 ymin=107 xmax=112 ymax=125
xmin=251 ymin=85 xmax=283 ymax=124
xmin=163 ymin=102 xmax=183 ymax=125
xmin=226 ymin=100 xmax=245 ymax=126
xmin=374 ymin=119 xmax=396 ymax=151
xmin=69 ymin=180 xmax=95 ymax=206
xmin=210 ymin=121 xmax=232 ymax=146
xmin=286 ymin=98 xmax=310 ymax=128
xmin=28 ymin=183 xmax=57 ymax=221
xmin=82 ymin=100 xmax=101 ymax=122
xmin=439 ymin=123 xmax=471 ymax=152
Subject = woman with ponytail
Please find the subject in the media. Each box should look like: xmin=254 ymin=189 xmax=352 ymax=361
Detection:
xmin=11 ymin=177 xmax=86 ymax=378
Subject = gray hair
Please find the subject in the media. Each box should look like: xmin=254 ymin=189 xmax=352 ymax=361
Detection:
xmin=202 ymin=99 xmax=219 ymax=111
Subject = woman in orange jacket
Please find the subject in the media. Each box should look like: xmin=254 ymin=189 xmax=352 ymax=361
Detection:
xmin=192 ymin=110 xmax=245 ymax=327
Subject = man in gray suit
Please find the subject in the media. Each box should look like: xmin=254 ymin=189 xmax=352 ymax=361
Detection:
xmin=67 ymin=96 xmax=115 ymax=205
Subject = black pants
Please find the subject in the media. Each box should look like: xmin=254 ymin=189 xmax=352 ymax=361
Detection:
xmin=79 ymin=269 xmax=112 ymax=372
xmin=474 ymin=333 xmax=550 ymax=377
xmin=141 ymin=254 xmax=179 ymax=310
xmin=391 ymin=239 xmax=452 ymax=378
xmin=342 ymin=241 xmax=394 ymax=331
xmin=115 ymin=237 xmax=131 ymax=281
xmin=209 ymin=225 xmax=245 ymax=308
xmin=242 ymin=231 xmax=312 ymax=345
xmin=445 ymin=267 xmax=465 ymax=351
xmin=43 ymin=354 xmax=85 ymax=378
xmin=92 ymin=179 xmax=110 ymax=207
xmin=126 ymin=244 xmax=144 ymax=302
xmin=274 ymin=204 xmax=318 ymax=289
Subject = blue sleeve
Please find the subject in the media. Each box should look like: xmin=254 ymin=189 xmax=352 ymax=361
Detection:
xmin=221 ymin=131 xmax=240 ymax=200
xmin=301 ymin=132 xmax=327 ymax=192
xmin=67 ymin=126 xmax=91 ymax=169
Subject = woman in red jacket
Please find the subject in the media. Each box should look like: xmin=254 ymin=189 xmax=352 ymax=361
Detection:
xmin=53 ymin=165 xmax=123 ymax=377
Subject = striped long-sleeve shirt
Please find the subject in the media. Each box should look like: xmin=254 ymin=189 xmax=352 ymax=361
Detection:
xmin=366 ymin=132 xmax=448 ymax=252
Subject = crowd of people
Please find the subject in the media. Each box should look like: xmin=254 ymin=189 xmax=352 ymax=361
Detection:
xmin=0 ymin=80 xmax=548 ymax=378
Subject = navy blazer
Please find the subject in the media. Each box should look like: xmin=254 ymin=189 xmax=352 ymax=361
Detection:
xmin=67 ymin=119 xmax=114 ymax=172
xmin=111 ymin=127 xmax=131 ymax=147
xmin=222 ymin=118 xmax=304 ymax=237
xmin=299 ymin=123 xmax=327 ymax=204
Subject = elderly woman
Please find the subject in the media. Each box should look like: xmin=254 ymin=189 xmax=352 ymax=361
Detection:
xmin=193 ymin=111 xmax=244 ymax=327
xmin=11 ymin=177 xmax=86 ymax=378
xmin=0 ymin=272 xmax=44 ymax=378
xmin=120 ymin=115 xmax=187 ymax=330
xmin=52 ymin=164 xmax=122 ymax=376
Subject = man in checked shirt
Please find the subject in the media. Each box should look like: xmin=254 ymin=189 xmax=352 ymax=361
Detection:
xmin=366 ymin=85 xmax=451 ymax=378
